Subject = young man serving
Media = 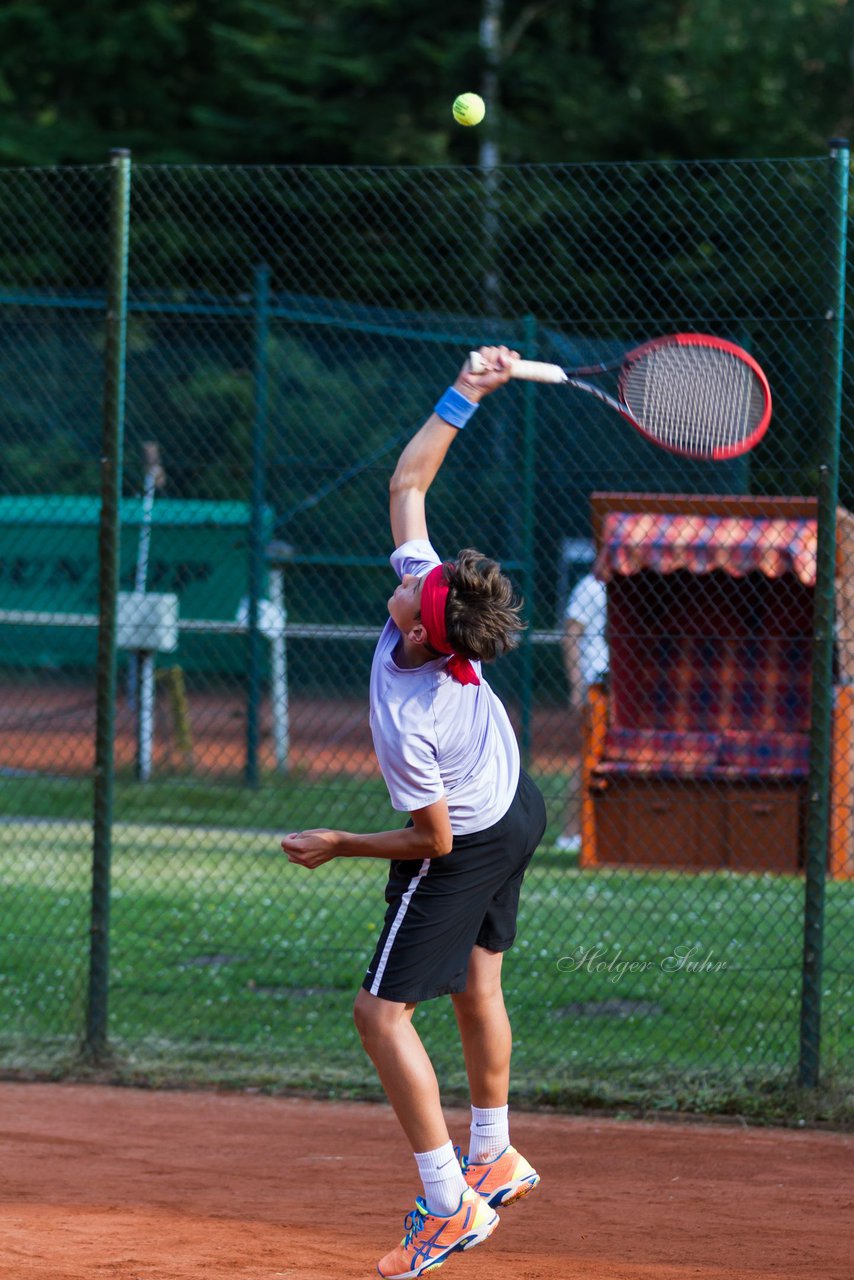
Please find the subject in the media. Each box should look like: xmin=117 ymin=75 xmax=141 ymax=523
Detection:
xmin=282 ymin=346 xmax=546 ymax=1279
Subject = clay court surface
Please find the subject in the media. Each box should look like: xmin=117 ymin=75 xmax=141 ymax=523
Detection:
xmin=1 ymin=1082 xmax=851 ymax=1280
xmin=0 ymin=687 xmax=577 ymax=778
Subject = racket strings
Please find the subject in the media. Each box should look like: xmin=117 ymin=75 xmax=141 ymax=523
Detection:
xmin=621 ymin=346 xmax=767 ymax=459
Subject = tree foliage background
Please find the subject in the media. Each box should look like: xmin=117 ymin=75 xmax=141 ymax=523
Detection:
xmin=0 ymin=0 xmax=851 ymax=167
xmin=0 ymin=1 xmax=852 ymax=644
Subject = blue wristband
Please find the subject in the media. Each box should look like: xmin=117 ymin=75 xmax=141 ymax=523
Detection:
xmin=433 ymin=385 xmax=479 ymax=429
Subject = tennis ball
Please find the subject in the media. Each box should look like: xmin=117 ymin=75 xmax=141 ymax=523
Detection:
xmin=452 ymin=93 xmax=486 ymax=127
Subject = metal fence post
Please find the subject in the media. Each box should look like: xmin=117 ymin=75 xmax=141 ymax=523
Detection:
xmin=798 ymin=137 xmax=849 ymax=1088
xmin=85 ymin=148 xmax=131 ymax=1059
xmin=245 ymin=263 xmax=271 ymax=787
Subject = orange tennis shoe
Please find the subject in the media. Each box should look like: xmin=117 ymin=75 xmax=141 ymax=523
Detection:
xmin=461 ymin=1145 xmax=540 ymax=1208
xmin=376 ymin=1187 xmax=499 ymax=1278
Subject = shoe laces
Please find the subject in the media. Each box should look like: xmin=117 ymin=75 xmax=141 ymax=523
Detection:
xmin=403 ymin=1198 xmax=427 ymax=1248
xmin=453 ymin=1143 xmax=470 ymax=1174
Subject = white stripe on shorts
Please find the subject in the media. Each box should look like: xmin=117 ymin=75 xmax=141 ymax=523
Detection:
xmin=369 ymin=858 xmax=431 ymax=996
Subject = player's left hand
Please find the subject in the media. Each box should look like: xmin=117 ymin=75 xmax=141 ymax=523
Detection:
xmin=281 ymin=828 xmax=341 ymax=869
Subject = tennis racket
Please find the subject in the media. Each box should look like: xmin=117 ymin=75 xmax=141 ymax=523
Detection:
xmin=469 ymin=334 xmax=772 ymax=460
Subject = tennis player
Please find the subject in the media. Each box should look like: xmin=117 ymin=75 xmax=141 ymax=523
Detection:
xmin=282 ymin=345 xmax=546 ymax=1278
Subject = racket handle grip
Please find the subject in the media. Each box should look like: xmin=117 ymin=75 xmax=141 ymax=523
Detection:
xmin=468 ymin=351 xmax=567 ymax=383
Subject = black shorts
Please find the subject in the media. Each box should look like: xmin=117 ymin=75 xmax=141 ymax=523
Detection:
xmin=362 ymin=770 xmax=547 ymax=1003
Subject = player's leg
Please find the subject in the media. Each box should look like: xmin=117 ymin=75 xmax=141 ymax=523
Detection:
xmin=355 ymin=989 xmax=499 ymax=1278
xmin=353 ymin=988 xmax=448 ymax=1153
xmin=357 ymin=864 xmax=477 ymax=1222
xmin=451 ymin=944 xmax=511 ymax=1109
xmin=452 ymin=772 xmax=546 ymax=1208
xmin=450 ymin=945 xmax=540 ymax=1207
xmin=362 ymin=773 xmax=545 ymax=1269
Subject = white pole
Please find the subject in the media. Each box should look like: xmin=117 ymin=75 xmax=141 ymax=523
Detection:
xmin=129 ymin=444 xmax=165 ymax=781
xmin=269 ymin=566 xmax=289 ymax=773
xmin=137 ymin=650 xmax=155 ymax=782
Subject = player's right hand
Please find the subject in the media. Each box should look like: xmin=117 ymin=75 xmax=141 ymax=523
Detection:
xmin=455 ymin=345 xmax=519 ymax=402
xmin=281 ymin=828 xmax=340 ymax=869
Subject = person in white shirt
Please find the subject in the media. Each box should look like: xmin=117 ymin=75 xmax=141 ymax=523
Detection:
xmin=557 ymin=571 xmax=608 ymax=853
xmin=282 ymin=346 xmax=546 ymax=1278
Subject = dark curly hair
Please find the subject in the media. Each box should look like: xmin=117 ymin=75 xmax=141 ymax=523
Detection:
xmin=436 ymin=548 xmax=526 ymax=663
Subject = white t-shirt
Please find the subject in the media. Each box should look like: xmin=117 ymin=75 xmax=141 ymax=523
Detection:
xmin=370 ymin=539 xmax=520 ymax=835
xmin=565 ymin=573 xmax=608 ymax=687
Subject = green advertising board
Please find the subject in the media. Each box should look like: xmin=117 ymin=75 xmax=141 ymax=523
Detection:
xmin=0 ymin=496 xmax=272 ymax=674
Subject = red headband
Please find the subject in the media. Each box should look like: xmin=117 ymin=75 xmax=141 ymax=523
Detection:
xmin=419 ymin=565 xmax=480 ymax=687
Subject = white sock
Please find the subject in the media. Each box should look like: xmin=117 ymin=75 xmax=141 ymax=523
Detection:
xmin=469 ymin=1104 xmax=509 ymax=1164
xmin=414 ymin=1141 xmax=467 ymax=1216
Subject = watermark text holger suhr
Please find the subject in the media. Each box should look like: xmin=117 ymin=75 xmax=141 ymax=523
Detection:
xmin=557 ymin=943 xmax=727 ymax=982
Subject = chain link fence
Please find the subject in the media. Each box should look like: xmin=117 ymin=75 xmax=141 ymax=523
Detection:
xmin=0 ymin=152 xmax=851 ymax=1117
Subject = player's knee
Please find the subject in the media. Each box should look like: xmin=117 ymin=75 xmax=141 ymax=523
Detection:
xmin=462 ymin=946 xmax=505 ymax=1002
xmin=352 ymin=988 xmax=384 ymax=1047
xmin=353 ymin=987 xmax=406 ymax=1050
xmin=353 ymin=991 xmax=368 ymax=1041
xmin=455 ymin=984 xmax=495 ymax=1020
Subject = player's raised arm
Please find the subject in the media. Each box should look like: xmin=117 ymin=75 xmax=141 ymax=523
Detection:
xmin=388 ymin=345 xmax=518 ymax=548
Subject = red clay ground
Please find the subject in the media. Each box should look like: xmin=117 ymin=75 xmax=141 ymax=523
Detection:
xmin=1 ymin=1082 xmax=851 ymax=1280
xmin=0 ymin=686 xmax=578 ymax=779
